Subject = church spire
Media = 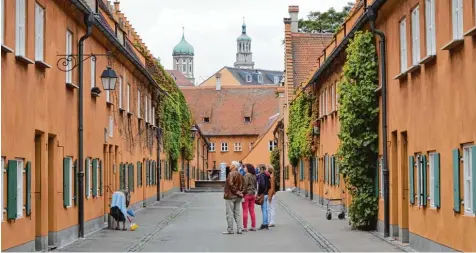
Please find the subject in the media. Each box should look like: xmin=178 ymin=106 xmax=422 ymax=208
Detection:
xmin=235 ymin=19 xmax=254 ymax=69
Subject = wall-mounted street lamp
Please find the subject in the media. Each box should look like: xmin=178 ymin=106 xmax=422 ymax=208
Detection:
xmin=190 ymin=125 xmax=198 ymax=139
xmin=100 ymin=66 xmax=118 ymax=91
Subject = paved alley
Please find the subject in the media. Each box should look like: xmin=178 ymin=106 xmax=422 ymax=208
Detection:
xmin=57 ymin=192 xmax=405 ymax=252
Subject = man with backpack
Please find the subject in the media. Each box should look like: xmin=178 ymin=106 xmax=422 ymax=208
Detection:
xmin=257 ymin=165 xmax=270 ymax=230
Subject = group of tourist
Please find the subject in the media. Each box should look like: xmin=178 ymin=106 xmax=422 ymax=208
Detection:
xmin=223 ymin=161 xmax=276 ymax=234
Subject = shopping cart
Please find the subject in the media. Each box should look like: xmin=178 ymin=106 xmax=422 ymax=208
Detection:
xmin=325 ymin=190 xmax=346 ymax=220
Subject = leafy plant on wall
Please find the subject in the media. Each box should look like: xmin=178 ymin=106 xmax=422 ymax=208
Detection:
xmin=270 ymin=147 xmax=281 ymax=190
xmin=287 ymin=92 xmax=313 ymax=168
xmin=134 ymin=43 xmax=194 ymax=171
xmin=337 ymin=31 xmax=379 ymax=230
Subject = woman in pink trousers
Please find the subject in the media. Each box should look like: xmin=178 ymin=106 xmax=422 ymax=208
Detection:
xmin=242 ymin=164 xmax=257 ymax=231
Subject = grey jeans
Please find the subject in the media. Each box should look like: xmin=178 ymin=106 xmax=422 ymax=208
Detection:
xmin=225 ymin=198 xmax=243 ymax=232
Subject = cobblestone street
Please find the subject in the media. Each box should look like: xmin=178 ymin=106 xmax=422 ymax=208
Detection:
xmin=58 ymin=192 xmax=406 ymax=252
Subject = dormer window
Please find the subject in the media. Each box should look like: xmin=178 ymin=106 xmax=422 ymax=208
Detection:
xmin=245 ymin=74 xmax=252 ymax=82
xmin=274 ymin=76 xmax=280 ymax=84
xmin=244 ymin=117 xmax=251 ymax=123
xmin=257 ymin=74 xmax=263 ymax=83
xmin=203 ymin=117 xmax=210 ymax=123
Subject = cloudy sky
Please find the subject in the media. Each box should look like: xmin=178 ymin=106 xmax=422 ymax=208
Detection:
xmin=119 ymin=0 xmax=350 ymax=85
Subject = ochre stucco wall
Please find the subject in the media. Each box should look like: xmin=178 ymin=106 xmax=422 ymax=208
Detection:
xmin=241 ymin=121 xmax=278 ymax=166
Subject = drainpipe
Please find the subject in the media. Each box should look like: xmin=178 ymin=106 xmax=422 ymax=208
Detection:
xmin=308 ymin=102 xmax=313 ymax=201
xmin=281 ymin=125 xmax=285 ymax=191
xmin=368 ymin=5 xmax=389 ymax=237
xmin=77 ymin=12 xmax=94 ymax=239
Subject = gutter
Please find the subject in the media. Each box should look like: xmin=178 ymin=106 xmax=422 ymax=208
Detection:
xmin=304 ymin=0 xmax=387 ymax=90
xmin=71 ymin=0 xmax=166 ymax=94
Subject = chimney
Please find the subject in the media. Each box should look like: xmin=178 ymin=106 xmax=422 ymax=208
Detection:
xmin=215 ymin=72 xmax=222 ymax=91
xmin=288 ymin=5 xmax=299 ymax=33
xmin=113 ymin=1 xmax=120 ymax=12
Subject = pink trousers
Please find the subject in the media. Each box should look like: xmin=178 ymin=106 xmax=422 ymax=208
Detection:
xmin=242 ymin=194 xmax=256 ymax=229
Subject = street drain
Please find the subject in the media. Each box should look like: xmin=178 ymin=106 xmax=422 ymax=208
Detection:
xmin=278 ymin=199 xmax=340 ymax=252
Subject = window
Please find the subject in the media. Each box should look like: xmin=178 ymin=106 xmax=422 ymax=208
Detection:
xmin=221 ymin=143 xmax=228 ymax=152
xmin=203 ymin=117 xmax=210 ymax=123
xmin=35 ymin=3 xmax=45 ymax=61
xmin=257 ymin=74 xmax=263 ymax=83
xmin=15 ymin=0 xmax=26 ymax=56
xmin=90 ymin=59 xmax=96 ymax=89
xmin=379 ymin=157 xmax=384 ymax=197
xmin=137 ymin=89 xmax=141 ymax=118
xmin=1 ymin=0 xmax=4 ymax=44
xmin=209 ymin=143 xmax=216 ymax=152
xmin=429 ymin=152 xmax=438 ymax=208
xmin=324 ymin=88 xmax=328 ymax=115
xmin=189 ymin=64 xmax=192 ymax=73
xmin=234 ymin=143 xmax=242 ymax=152
xmin=86 ymin=158 xmax=91 ymax=198
xmin=1 ymin=157 xmax=4 ymax=221
xmin=331 ymin=84 xmax=335 ymax=112
xmin=116 ymin=25 xmax=124 ymax=46
xmin=144 ymin=93 xmax=148 ymax=122
xmin=452 ymin=0 xmax=464 ymax=39
xmin=152 ymin=107 xmax=155 ymax=125
xmin=244 ymin=117 xmax=251 ymax=123
xmin=463 ymin=145 xmax=474 ymax=214
xmin=411 ymin=7 xmax=421 ymax=65
xmin=335 ymin=82 xmax=339 ymax=109
xmin=127 ymin=84 xmax=130 ymax=112
xmin=118 ymin=76 xmax=123 ymax=108
xmin=246 ymin=74 xmax=252 ymax=82
xmin=268 ymin=140 xmax=277 ymax=152
xmin=175 ymin=64 xmax=179 ymax=70
xmin=64 ymin=157 xmax=73 ymax=207
xmin=109 ymin=116 xmax=113 ymax=137
xmin=400 ymin=18 xmax=408 ymax=72
xmin=425 ymin=0 xmax=436 ymax=56
xmin=15 ymin=159 xmax=24 ymax=218
xmin=274 ymin=76 xmax=280 ymax=84
xmin=66 ymin=30 xmax=73 ymax=84
xmin=182 ymin=64 xmax=186 ymax=73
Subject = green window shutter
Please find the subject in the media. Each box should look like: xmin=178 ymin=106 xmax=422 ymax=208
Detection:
xmin=434 ymin=153 xmax=440 ymax=208
xmin=153 ymin=161 xmax=156 ymax=185
xmin=331 ymin=156 xmax=335 ymax=186
xmin=7 ymin=160 xmax=18 ymax=219
xmin=119 ymin=163 xmax=124 ymax=190
xmin=74 ymin=159 xmax=78 ymax=205
xmin=92 ymin=158 xmax=98 ymax=197
xmin=324 ymin=156 xmax=328 ymax=184
xmin=409 ymin=156 xmax=415 ymax=205
xmin=472 ymin=147 xmax=476 ymax=214
xmin=422 ymin=155 xmax=427 ymax=207
xmin=335 ymin=158 xmax=340 ymax=186
xmin=63 ymin=158 xmax=70 ymax=207
xmin=137 ymin=161 xmax=141 ymax=187
xmin=131 ymin=163 xmax=135 ymax=192
xmin=26 ymin=161 xmax=31 ymax=216
xmin=145 ymin=160 xmax=149 ymax=186
xmin=417 ymin=156 xmax=422 ymax=205
xmin=300 ymin=159 xmax=304 ymax=180
xmin=85 ymin=158 xmax=90 ymax=197
xmin=99 ymin=160 xmax=103 ymax=196
xmin=159 ymin=160 xmax=162 ymax=180
xmin=375 ymin=159 xmax=380 ymax=197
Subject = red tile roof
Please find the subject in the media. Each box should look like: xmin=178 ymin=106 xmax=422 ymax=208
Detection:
xmin=166 ymin=70 xmax=194 ymax=86
xmin=181 ymin=86 xmax=279 ymax=136
xmin=291 ymin=33 xmax=333 ymax=87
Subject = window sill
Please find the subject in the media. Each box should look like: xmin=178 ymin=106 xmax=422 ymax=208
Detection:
xmin=66 ymin=82 xmax=79 ymax=89
xmin=106 ymin=101 xmax=114 ymax=107
xmin=419 ymin=55 xmax=436 ymax=65
xmin=127 ymin=112 xmax=133 ymax=117
xmin=407 ymin=64 xmax=421 ymax=74
xmin=464 ymin=26 xmax=476 ymax=37
xmin=1 ymin=44 xmax=14 ymax=53
xmin=15 ymin=55 xmax=35 ymax=65
xmin=441 ymin=39 xmax=464 ymax=51
xmin=91 ymin=91 xmax=100 ymax=98
xmin=119 ymin=108 xmax=125 ymax=113
xmin=35 ymin=60 xmax=52 ymax=69
xmin=393 ymin=71 xmax=408 ymax=80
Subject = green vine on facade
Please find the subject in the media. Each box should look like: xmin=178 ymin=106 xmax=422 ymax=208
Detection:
xmin=287 ymin=92 xmax=313 ymax=167
xmin=134 ymin=43 xmax=194 ymax=171
xmin=337 ymin=31 xmax=379 ymax=230
xmin=270 ymin=148 xmax=281 ymax=190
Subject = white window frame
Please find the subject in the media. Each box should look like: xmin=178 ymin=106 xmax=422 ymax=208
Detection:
xmin=417 ymin=154 xmax=424 ymax=206
xmin=400 ymin=18 xmax=408 ymax=72
xmin=234 ymin=143 xmax=242 ymax=152
xmin=91 ymin=58 xmax=96 ymax=89
xmin=144 ymin=94 xmax=148 ymax=122
xmin=268 ymin=140 xmax=277 ymax=152
xmin=152 ymin=107 xmax=155 ymax=125
xmin=452 ymin=0 xmax=464 ymax=40
xmin=65 ymin=157 xmax=73 ymax=208
xmin=331 ymin=84 xmax=336 ymax=112
xmin=246 ymin=74 xmax=252 ymax=82
xmin=1 ymin=157 xmax=4 ymax=221
xmin=189 ymin=64 xmax=192 ymax=73
xmin=380 ymin=157 xmax=384 ymax=197
xmin=66 ymin=30 xmax=73 ymax=84
xmin=425 ymin=0 xmax=436 ymax=56
xmin=411 ymin=7 xmax=420 ymax=65
xmin=182 ymin=64 xmax=186 ymax=73
xmin=15 ymin=0 xmax=26 ymax=56
xmin=257 ymin=75 xmax=263 ymax=83
xmin=137 ymin=89 xmax=141 ymax=118
xmin=86 ymin=158 xmax=91 ymax=198
xmin=209 ymin=143 xmax=216 ymax=152
xmin=221 ymin=143 xmax=228 ymax=152
xmin=1 ymin=0 xmax=4 ymax=45
xmin=15 ymin=159 xmax=24 ymax=218
xmin=118 ymin=76 xmax=123 ymax=108
xmin=274 ymin=76 xmax=280 ymax=84
xmin=127 ymin=83 xmax=130 ymax=112
xmin=429 ymin=152 xmax=437 ymax=208
xmin=109 ymin=116 xmax=114 ymax=137
xmin=463 ymin=145 xmax=474 ymax=214
xmin=35 ymin=3 xmax=45 ymax=61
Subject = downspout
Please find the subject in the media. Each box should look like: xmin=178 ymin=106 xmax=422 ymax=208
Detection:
xmin=309 ymin=102 xmax=313 ymax=201
xmin=282 ymin=125 xmax=285 ymax=191
xmin=368 ymin=5 xmax=389 ymax=237
xmin=77 ymin=12 xmax=94 ymax=238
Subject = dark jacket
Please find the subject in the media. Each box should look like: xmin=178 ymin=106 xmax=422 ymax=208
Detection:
xmin=257 ymin=172 xmax=270 ymax=195
xmin=243 ymin=172 xmax=257 ymax=195
xmin=224 ymin=170 xmax=244 ymax=200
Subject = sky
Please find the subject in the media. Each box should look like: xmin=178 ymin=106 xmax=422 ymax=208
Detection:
xmin=119 ymin=0 xmax=350 ymax=85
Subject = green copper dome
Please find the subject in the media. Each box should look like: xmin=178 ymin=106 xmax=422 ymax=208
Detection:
xmin=173 ymin=32 xmax=194 ymax=56
xmin=237 ymin=22 xmax=251 ymax=41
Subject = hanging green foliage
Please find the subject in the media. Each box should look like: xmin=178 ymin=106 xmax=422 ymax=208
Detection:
xmin=287 ymin=92 xmax=313 ymax=167
xmin=337 ymin=31 xmax=379 ymax=230
xmin=134 ymin=43 xmax=194 ymax=171
xmin=270 ymin=147 xmax=281 ymax=190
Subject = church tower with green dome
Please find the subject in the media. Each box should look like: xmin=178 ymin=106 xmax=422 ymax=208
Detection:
xmin=234 ymin=19 xmax=255 ymax=69
xmin=173 ymin=28 xmax=195 ymax=84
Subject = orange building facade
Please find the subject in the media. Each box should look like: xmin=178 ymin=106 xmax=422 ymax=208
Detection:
xmin=282 ymin=0 xmax=476 ymax=251
xmin=1 ymin=0 xmax=179 ymax=251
